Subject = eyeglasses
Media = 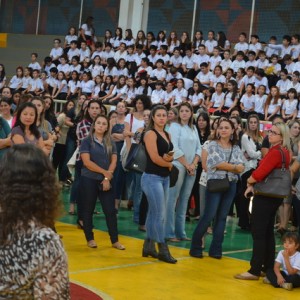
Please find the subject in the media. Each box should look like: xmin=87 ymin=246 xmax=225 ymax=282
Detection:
xmin=268 ymin=130 xmax=281 ymax=136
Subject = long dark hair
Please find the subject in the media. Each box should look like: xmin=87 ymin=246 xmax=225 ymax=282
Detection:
xmin=13 ymin=102 xmax=40 ymax=139
xmin=196 ymin=112 xmax=211 ymax=141
xmin=217 ymin=31 xmax=227 ymax=48
xmin=0 ymin=144 xmax=61 ymax=244
xmin=83 ymin=99 xmax=101 ymax=123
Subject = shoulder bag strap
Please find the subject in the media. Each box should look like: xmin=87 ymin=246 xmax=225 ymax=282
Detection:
xmin=278 ymin=147 xmax=286 ymax=170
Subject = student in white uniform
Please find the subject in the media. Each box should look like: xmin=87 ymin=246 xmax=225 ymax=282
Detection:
xmin=281 ymin=88 xmax=298 ymax=121
xmin=264 ymin=86 xmax=282 ymax=121
xmin=254 ymin=85 xmax=267 ymax=120
xmin=171 ymin=79 xmax=188 ymax=107
xmin=80 ymin=71 xmax=95 ymax=97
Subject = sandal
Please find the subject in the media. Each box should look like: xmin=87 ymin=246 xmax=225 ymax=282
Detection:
xmin=87 ymin=240 xmax=97 ymax=248
xmin=112 ymin=242 xmax=125 ymax=250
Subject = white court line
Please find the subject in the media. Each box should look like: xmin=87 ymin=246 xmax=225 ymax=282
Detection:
xmin=70 ymin=279 xmax=113 ymax=300
xmin=223 ymin=244 xmax=282 ymax=255
xmin=70 ymin=256 xmax=192 ymax=275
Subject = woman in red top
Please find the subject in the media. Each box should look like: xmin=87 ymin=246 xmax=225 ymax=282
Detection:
xmin=235 ymin=122 xmax=291 ymax=280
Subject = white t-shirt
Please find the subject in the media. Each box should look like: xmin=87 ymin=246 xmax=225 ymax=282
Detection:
xmin=210 ymin=74 xmax=226 ymax=87
xmin=124 ymin=114 xmax=144 ymax=143
xmin=196 ymin=71 xmax=212 ymax=86
xmin=276 ymin=79 xmax=291 ymax=94
xmin=220 ymin=59 xmax=232 ymax=72
xmin=65 ymin=34 xmax=78 ymax=45
xmin=240 ymin=94 xmax=255 ymax=111
xmin=57 ymin=79 xmax=68 ymax=93
xmin=189 ymin=92 xmax=204 ymax=105
xmin=254 ymin=77 xmax=270 ymax=93
xmin=282 ymin=99 xmax=298 ymax=115
xmin=170 ymin=55 xmax=183 ymax=67
xmin=209 ymin=55 xmax=222 ymax=71
xmin=28 ymin=62 xmax=41 ymax=70
xmin=182 ymin=54 xmax=198 ymax=69
xmin=68 ymin=80 xmax=81 ymax=94
xmin=230 ymin=60 xmax=246 ymax=73
xmin=50 ymin=47 xmax=63 ymax=59
xmin=57 ymin=64 xmax=70 ymax=75
xmin=234 ymin=42 xmax=249 ymax=52
xmin=204 ymin=40 xmax=218 ymax=53
xmin=172 ymin=88 xmax=188 ymax=104
xmin=267 ymin=98 xmax=282 ymax=114
xmin=211 ymin=92 xmax=225 ymax=107
xmin=151 ymin=89 xmax=165 ymax=104
xmin=80 ymin=80 xmax=95 ymax=93
xmin=81 ymin=24 xmax=93 ymax=36
xmin=67 ymin=48 xmax=80 ymax=61
xmin=150 ymin=68 xmax=167 ymax=80
xmin=224 ymin=92 xmax=237 ymax=108
xmin=254 ymin=94 xmax=267 ymax=114
xmin=275 ymin=250 xmax=300 ymax=275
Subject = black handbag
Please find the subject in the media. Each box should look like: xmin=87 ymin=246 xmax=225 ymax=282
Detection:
xmin=124 ymin=143 xmax=147 ymax=173
xmin=206 ymin=176 xmax=230 ymax=193
xmin=254 ymin=147 xmax=291 ymax=198
xmin=206 ymin=146 xmax=233 ymax=193
xmin=169 ymin=165 xmax=179 ymax=187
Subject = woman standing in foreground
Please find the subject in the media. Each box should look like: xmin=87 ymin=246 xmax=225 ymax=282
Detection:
xmin=80 ymin=114 xmax=125 ymax=250
xmin=235 ymin=122 xmax=291 ymax=280
xmin=189 ymin=119 xmax=244 ymax=259
xmin=0 ymin=144 xmax=69 ymax=299
xmin=141 ymin=105 xmax=177 ymax=264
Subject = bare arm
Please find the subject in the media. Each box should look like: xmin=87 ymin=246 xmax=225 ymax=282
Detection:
xmin=144 ymin=131 xmax=172 ymax=169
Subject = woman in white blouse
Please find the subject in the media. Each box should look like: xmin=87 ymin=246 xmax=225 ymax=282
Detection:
xmin=238 ymin=114 xmax=262 ymax=230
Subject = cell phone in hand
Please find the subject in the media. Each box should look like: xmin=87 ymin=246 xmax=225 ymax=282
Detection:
xmin=168 ymin=150 xmax=175 ymax=155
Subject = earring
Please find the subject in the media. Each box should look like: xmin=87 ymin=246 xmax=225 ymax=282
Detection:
xmin=217 ymin=134 xmax=221 ymax=139
xmin=230 ymin=134 xmax=233 ymax=140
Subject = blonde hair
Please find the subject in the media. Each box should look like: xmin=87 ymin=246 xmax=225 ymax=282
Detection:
xmin=274 ymin=122 xmax=291 ymax=151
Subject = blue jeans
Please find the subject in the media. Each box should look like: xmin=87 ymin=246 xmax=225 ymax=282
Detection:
xmin=165 ymin=164 xmax=196 ymax=239
xmin=190 ymin=181 xmax=237 ymax=257
xmin=141 ymin=173 xmax=170 ymax=243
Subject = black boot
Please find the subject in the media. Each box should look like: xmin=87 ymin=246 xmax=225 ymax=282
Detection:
xmin=157 ymin=243 xmax=177 ymax=264
xmin=142 ymin=239 xmax=158 ymax=258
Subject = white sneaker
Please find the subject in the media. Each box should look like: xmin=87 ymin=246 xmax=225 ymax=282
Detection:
xmin=282 ymin=283 xmax=293 ymax=291
xmin=263 ymin=277 xmax=270 ymax=284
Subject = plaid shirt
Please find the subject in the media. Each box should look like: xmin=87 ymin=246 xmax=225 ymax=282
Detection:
xmin=76 ymin=119 xmax=92 ymax=161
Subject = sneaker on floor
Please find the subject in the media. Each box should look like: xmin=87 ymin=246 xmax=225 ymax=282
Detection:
xmin=263 ymin=277 xmax=271 ymax=284
xmin=282 ymin=282 xmax=293 ymax=291
xmin=234 ymin=272 xmax=259 ymax=280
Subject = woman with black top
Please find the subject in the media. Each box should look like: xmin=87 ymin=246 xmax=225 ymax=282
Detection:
xmin=141 ymin=105 xmax=177 ymax=264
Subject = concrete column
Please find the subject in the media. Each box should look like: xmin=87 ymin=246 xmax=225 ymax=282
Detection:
xmin=118 ymin=0 xmax=149 ymax=36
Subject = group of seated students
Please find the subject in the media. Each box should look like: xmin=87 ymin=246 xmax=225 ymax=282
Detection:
xmin=0 ymin=25 xmax=300 ymax=123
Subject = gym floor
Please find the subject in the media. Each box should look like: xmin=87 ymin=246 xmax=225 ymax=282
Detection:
xmin=59 ymin=190 xmax=300 ymax=299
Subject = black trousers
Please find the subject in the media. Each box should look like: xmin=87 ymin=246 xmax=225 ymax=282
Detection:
xmin=80 ymin=176 xmax=119 ymax=244
xmin=266 ymin=268 xmax=300 ymax=287
xmin=237 ymin=169 xmax=253 ymax=229
xmin=249 ymin=195 xmax=283 ymax=276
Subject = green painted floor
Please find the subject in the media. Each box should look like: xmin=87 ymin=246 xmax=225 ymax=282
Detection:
xmin=59 ymin=189 xmax=284 ymax=262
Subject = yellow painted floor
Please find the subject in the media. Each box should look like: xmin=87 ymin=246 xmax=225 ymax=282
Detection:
xmin=57 ymin=222 xmax=300 ymax=300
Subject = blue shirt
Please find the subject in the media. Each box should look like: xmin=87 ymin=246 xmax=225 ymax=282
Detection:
xmin=169 ymin=122 xmax=201 ymax=167
xmin=80 ymin=135 xmax=117 ymax=180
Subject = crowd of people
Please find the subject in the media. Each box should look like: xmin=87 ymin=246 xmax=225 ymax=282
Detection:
xmin=1 ymin=17 xmax=300 ymax=296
